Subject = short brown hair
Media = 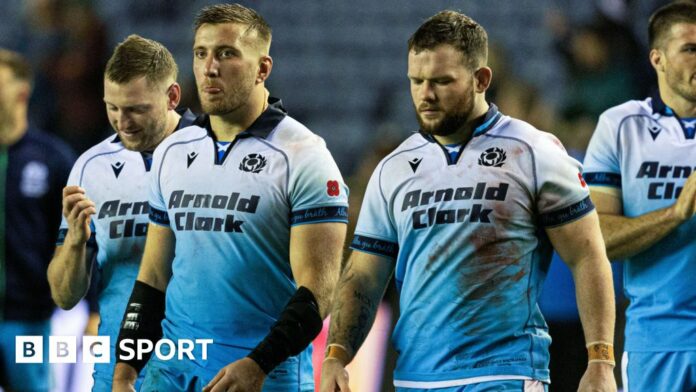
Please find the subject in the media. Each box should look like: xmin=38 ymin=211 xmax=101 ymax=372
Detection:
xmin=0 ymin=48 xmax=33 ymax=84
xmin=408 ymin=10 xmax=488 ymax=70
xmin=649 ymin=1 xmax=696 ymax=49
xmin=194 ymin=3 xmax=272 ymax=47
xmin=105 ymin=34 xmax=178 ymax=86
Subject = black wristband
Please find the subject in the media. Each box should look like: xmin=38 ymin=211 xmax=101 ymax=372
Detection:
xmin=248 ymin=286 xmax=323 ymax=374
xmin=115 ymin=280 xmax=165 ymax=373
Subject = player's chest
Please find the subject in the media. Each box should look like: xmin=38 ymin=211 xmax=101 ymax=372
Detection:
xmin=621 ymin=131 xmax=695 ymax=204
xmin=83 ymin=157 xmax=151 ymax=231
xmin=389 ymin=146 xmax=533 ymax=231
xmin=159 ymin=141 xmax=289 ymax=220
xmin=161 ymin=141 xmax=286 ymax=190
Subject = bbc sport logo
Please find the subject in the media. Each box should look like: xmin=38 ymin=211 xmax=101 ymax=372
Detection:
xmin=16 ymin=336 xmax=213 ymax=363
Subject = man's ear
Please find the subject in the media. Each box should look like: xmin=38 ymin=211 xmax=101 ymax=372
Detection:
xmin=256 ymin=55 xmax=273 ymax=84
xmin=474 ymin=66 xmax=492 ymax=93
xmin=167 ymin=82 xmax=181 ymax=110
xmin=649 ymin=48 xmax=664 ymax=74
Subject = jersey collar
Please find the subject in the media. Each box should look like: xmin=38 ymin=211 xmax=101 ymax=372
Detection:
xmin=418 ymin=103 xmax=502 ymax=165
xmin=650 ymin=91 xmax=696 ymax=139
xmin=203 ymin=96 xmax=287 ymax=140
xmin=650 ymin=91 xmax=671 ymax=116
xmin=418 ymin=103 xmax=501 ymax=143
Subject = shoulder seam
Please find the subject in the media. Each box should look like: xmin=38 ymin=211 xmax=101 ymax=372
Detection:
xmin=78 ymin=147 xmax=126 ymax=186
xmin=482 ymin=134 xmax=538 ymax=195
xmin=378 ymin=141 xmax=430 ymax=205
xmin=615 ymin=114 xmax=655 ymax=162
xmin=255 ymin=137 xmax=291 ymax=205
xmin=158 ymin=134 xmax=209 ymax=197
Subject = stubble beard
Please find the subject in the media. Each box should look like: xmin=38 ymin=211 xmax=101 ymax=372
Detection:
xmin=120 ymin=116 xmax=167 ymax=152
xmin=416 ymin=95 xmax=474 ymax=137
xmin=200 ymin=70 xmax=256 ymax=116
xmin=665 ymin=63 xmax=696 ymax=102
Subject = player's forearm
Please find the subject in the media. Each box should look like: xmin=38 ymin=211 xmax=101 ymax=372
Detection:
xmin=569 ymin=254 xmax=616 ymax=346
xmin=598 ymin=207 xmax=684 ymax=260
xmin=47 ymin=242 xmax=90 ymax=309
xmin=301 ymin=275 xmax=337 ymax=320
xmin=326 ymin=262 xmax=386 ymax=363
xmin=289 ymin=222 xmax=347 ymax=318
xmin=134 ymin=224 xmax=175 ymax=292
xmin=112 ymin=362 xmax=138 ymax=384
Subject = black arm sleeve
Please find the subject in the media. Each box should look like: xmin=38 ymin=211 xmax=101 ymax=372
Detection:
xmin=247 ymin=286 xmax=323 ymax=374
xmin=115 ymin=280 xmax=165 ymax=373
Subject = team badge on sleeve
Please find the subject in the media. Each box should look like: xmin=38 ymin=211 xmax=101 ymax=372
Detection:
xmin=326 ymin=180 xmax=340 ymax=197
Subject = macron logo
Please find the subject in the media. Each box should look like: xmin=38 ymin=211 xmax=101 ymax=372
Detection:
xmin=409 ymin=158 xmax=423 ymax=173
xmin=648 ymin=125 xmax=661 ymax=141
xmin=111 ymin=162 xmax=125 ymax=178
xmin=187 ymin=152 xmax=198 ymax=168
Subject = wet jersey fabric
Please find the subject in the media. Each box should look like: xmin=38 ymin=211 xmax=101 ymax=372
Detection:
xmin=352 ymin=105 xmax=592 ymax=387
xmin=147 ymin=99 xmax=348 ymax=389
xmin=57 ymin=108 xmax=199 ymax=389
xmin=584 ymin=95 xmax=696 ymax=353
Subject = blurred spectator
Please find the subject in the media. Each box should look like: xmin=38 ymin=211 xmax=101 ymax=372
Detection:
xmin=548 ymin=7 xmax=645 ymax=123
xmin=487 ymin=43 xmax=558 ymax=133
xmin=0 ymin=48 xmax=74 ymax=392
xmin=15 ymin=0 xmax=110 ymax=153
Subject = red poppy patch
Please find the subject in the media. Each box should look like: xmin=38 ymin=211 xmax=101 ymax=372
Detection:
xmin=578 ymin=172 xmax=587 ymax=188
xmin=327 ymin=180 xmax=340 ymax=196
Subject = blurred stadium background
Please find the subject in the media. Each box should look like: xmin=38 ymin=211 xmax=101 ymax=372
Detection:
xmin=0 ymin=0 xmax=667 ymax=390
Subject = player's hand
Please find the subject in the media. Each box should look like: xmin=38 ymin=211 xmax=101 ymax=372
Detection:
xmin=577 ymin=362 xmax=617 ymax=392
xmin=319 ymin=358 xmax=351 ymax=392
xmin=671 ymin=171 xmax=696 ymax=222
xmin=202 ymin=357 xmax=265 ymax=392
xmin=62 ymin=186 xmax=96 ymax=246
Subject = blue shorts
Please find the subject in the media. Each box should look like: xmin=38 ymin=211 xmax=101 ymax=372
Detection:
xmin=140 ymin=354 xmax=314 ymax=392
xmin=0 ymin=319 xmax=51 ymax=392
xmin=395 ymin=379 xmax=548 ymax=392
xmin=622 ymin=351 xmax=696 ymax=392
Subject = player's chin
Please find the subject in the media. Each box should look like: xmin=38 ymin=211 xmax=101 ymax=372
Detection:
xmin=419 ymin=121 xmax=442 ymax=134
xmin=121 ymin=138 xmax=148 ymax=152
xmin=203 ymin=103 xmax=234 ymax=116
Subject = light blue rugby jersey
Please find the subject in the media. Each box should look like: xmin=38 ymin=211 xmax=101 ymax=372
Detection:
xmin=56 ymin=109 xmax=199 ymax=385
xmin=584 ymin=94 xmax=696 ymax=352
xmin=148 ymin=98 xmax=348 ymax=376
xmin=351 ymin=105 xmax=593 ymax=387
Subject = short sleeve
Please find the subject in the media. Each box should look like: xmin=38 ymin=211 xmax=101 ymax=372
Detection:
xmin=148 ymin=144 xmax=170 ymax=227
xmin=56 ymin=157 xmax=97 ymax=248
xmin=350 ymin=163 xmax=399 ymax=259
xmin=288 ymin=144 xmax=349 ymax=226
xmin=583 ymin=111 xmax=622 ymax=188
xmin=535 ymin=134 xmax=595 ymax=228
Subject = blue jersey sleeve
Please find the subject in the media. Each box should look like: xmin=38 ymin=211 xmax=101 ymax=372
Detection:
xmin=148 ymin=143 xmax=170 ymax=227
xmin=288 ymin=144 xmax=349 ymax=226
xmin=584 ymin=111 xmax=622 ymax=188
xmin=350 ymin=162 xmax=399 ymax=259
xmin=534 ymin=133 xmax=594 ymax=227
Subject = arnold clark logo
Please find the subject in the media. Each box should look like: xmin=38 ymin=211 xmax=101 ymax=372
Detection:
xmin=16 ymin=336 xmax=212 ymax=363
